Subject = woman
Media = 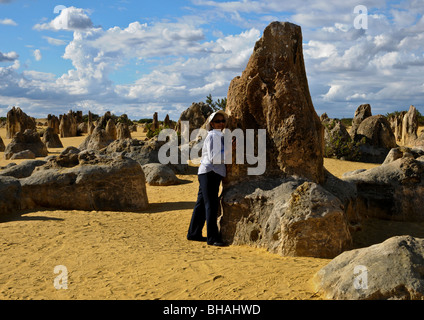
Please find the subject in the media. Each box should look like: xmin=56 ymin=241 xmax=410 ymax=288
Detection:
xmin=187 ymin=110 xmax=231 ymax=246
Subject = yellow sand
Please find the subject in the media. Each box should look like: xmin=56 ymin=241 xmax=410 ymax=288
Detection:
xmin=0 ymin=125 xmax=422 ymax=300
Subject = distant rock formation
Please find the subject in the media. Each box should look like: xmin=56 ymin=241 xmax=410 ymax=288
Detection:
xmin=321 ymin=114 xmax=357 ymax=160
xmin=349 ymin=104 xmax=372 ymax=137
xmin=106 ymin=118 xmax=117 ymax=140
xmin=47 ymin=114 xmax=60 ymax=135
xmin=402 ymin=105 xmax=418 ymax=146
xmin=116 ymin=122 xmax=131 ymax=140
xmin=42 ymin=127 xmax=63 ymax=148
xmin=175 ymin=102 xmax=213 ymax=137
xmin=88 ymin=111 xmax=95 ymax=135
xmin=79 ymin=112 xmax=114 ymax=151
xmin=151 ymin=112 xmax=159 ymax=132
xmin=59 ymin=111 xmax=77 ymax=138
xmin=388 ymin=111 xmax=406 ymax=143
xmin=356 ymin=115 xmax=396 ymax=149
xmin=6 ymin=107 xmax=36 ymax=139
xmin=350 ymin=105 xmax=397 ymax=163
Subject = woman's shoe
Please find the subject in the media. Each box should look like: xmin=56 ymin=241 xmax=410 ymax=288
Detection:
xmin=187 ymin=235 xmax=207 ymax=242
xmin=209 ymin=241 xmax=227 ymax=247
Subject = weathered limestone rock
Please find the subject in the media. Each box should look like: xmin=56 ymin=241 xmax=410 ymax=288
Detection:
xmin=59 ymin=112 xmax=77 ymax=137
xmin=224 ymin=21 xmax=324 ymax=185
xmin=219 ymin=177 xmax=352 ymax=258
xmin=103 ymin=137 xmax=188 ymax=174
xmin=141 ymin=163 xmax=181 ymax=186
xmin=88 ymin=111 xmax=95 ymax=135
xmin=4 ymin=129 xmax=48 ymax=160
xmin=42 ymin=127 xmax=63 ymax=148
xmin=20 ymin=153 xmax=149 ymax=212
xmin=79 ymin=125 xmax=114 ymax=151
xmin=175 ymin=102 xmax=213 ymax=137
xmin=78 ymin=122 xmax=88 ymax=135
xmin=5 ymin=107 xmax=36 ymax=139
xmin=164 ymin=114 xmax=171 ymax=128
xmin=79 ymin=113 xmax=117 ymax=151
xmin=388 ymin=111 xmax=406 ymax=143
xmin=217 ymin=22 xmax=347 ymax=259
xmin=0 ymin=137 xmax=5 ymax=152
xmin=342 ymin=157 xmax=424 ymax=221
xmin=116 ymin=122 xmax=132 ymax=140
xmin=314 ymin=236 xmax=424 ymax=300
xmin=356 ymin=115 xmax=396 ymax=149
xmin=402 ymin=105 xmax=418 ymax=146
xmin=0 ymin=160 xmax=46 ymax=179
xmin=354 ymin=115 xmax=397 ymax=163
xmin=350 ymin=104 xmax=372 ymax=137
xmin=0 ymin=176 xmax=22 ymax=216
xmin=10 ymin=150 xmax=35 ymax=160
xmin=106 ymin=119 xmax=117 ymax=140
xmin=322 ymin=116 xmax=356 ymax=160
xmin=383 ymin=146 xmax=424 ymax=165
xmin=151 ymin=112 xmax=159 ymax=131
xmin=47 ymin=114 xmax=60 ymax=135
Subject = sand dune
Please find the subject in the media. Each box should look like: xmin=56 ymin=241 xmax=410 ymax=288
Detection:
xmin=0 ymin=125 xmax=422 ymax=300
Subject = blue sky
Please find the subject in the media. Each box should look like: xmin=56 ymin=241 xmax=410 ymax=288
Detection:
xmin=0 ymin=0 xmax=423 ymax=121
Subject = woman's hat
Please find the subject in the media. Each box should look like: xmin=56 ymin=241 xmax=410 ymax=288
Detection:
xmin=205 ymin=110 xmax=228 ymax=131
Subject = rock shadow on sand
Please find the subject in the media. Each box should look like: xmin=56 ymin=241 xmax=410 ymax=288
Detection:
xmin=142 ymin=201 xmax=196 ymax=214
xmin=0 ymin=208 xmax=65 ymax=223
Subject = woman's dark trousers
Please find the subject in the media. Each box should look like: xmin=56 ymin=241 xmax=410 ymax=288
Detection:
xmin=187 ymin=171 xmax=223 ymax=245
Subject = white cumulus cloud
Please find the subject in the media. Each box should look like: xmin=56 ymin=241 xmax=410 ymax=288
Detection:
xmin=33 ymin=6 xmax=93 ymax=31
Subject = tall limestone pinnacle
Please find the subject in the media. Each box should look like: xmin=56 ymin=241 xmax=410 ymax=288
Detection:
xmin=225 ymin=21 xmax=324 ymax=185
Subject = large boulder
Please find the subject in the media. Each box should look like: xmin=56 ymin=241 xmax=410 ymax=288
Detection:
xmin=314 ymin=236 xmax=424 ymax=300
xmin=141 ymin=163 xmax=181 ymax=186
xmin=342 ymin=157 xmax=424 ymax=221
xmin=10 ymin=150 xmax=36 ymax=160
xmin=5 ymin=107 xmax=36 ymax=139
xmin=356 ymin=115 xmax=397 ymax=149
xmin=224 ymin=21 xmax=324 ymax=185
xmin=354 ymin=115 xmax=397 ymax=163
xmin=219 ymin=177 xmax=352 ymax=258
xmin=103 ymin=137 xmax=188 ymax=174
xmin=0 ymin=160 xmax=47 ymax=179
xmin=20 ymin=152 xmax=149 ymax=212
xmin=4 ymin=129 xmax=48 ymax=160
xmin=0 ymin=137 xmax=5 ymax=152
xmin=0 ymin=176 xmax=22 ymax=216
